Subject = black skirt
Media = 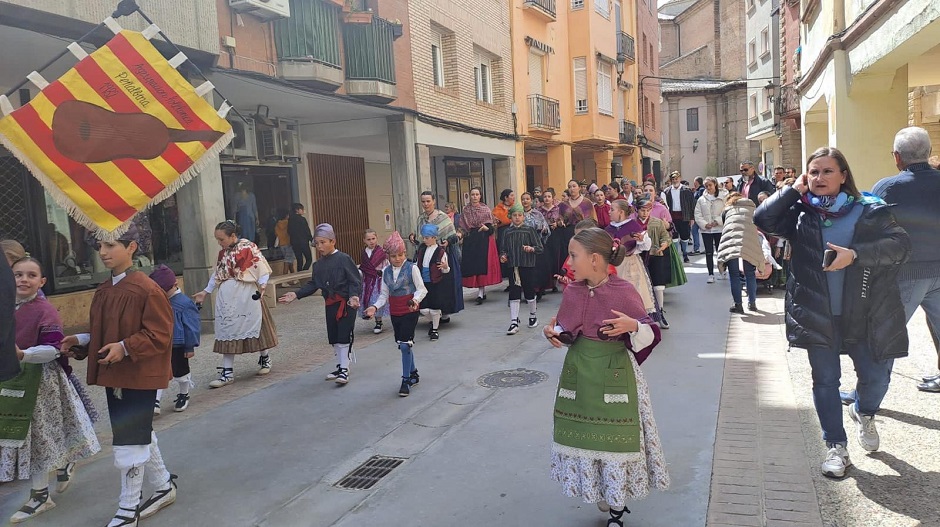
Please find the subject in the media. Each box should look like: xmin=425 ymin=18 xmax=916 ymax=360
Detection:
xmin=420 ymin=275 xmax=456 ymax=313
xmin=461 ymin=228 xmax=494 ymax=277
xmin=642 ymin=251 xmax=672 ymax=287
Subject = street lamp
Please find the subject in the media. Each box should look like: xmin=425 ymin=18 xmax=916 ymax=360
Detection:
xmin=692 ymin=137 xmax=699 ymax=153
xmin=616 ymin=52 xmax=626 ymax=84
xmin=764 ymin=81 xmax=777 ymax=104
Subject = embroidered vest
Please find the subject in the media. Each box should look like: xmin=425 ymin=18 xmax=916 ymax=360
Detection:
xmin=415 ymin=245 xmax=445 ymax=284
xmin=383 ymin=261 xmax=418 ymax=317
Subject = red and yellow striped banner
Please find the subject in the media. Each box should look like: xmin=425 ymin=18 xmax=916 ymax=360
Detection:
xmin=0 ymin=30 xmax=233 ymax=239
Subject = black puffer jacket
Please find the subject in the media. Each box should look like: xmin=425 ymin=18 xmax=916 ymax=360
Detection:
xmin=754 ymin=187 xmax=911 ymax=360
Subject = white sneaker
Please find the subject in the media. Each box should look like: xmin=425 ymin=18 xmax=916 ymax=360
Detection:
xmin=717 ymin=272 xmax=727 ymax=280
xmin=707 ymin=275 xmax=715 ymax=284
xmin=848 ymin=404 xmax=880 ymax=451
xmin=325 ymin=365 xmax=342 ymax=381
xmin=821 ymin=444 xmax=851 ymax=478
xmin=507 ymin=319 xmax=520 ymax=335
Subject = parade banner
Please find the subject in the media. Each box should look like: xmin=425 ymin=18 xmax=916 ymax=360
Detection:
xmin=0 ymin=23 xmax=233 ymax=240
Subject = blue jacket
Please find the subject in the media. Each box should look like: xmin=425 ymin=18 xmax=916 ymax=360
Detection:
xmin=872 ymin=162 xmax=940 ymax=281
xmin=169 ymin=292 xmax=201 ymax=351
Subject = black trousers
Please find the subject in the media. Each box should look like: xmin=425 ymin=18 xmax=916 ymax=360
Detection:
xmin=674 ymin=218 xmax=692 ymax=241
xmin=171 ymin=345 xmax=191 ymax=378
xmin=391 ymin=311 xmax=421 ymax=343
xmin=293 ymin=243 xmax=313 ymax=271
xmin=107 ymin=387 xmax=156 ymax=446
xmin=325 ymin=301 xmax=356 ymax=344
xmin=702 ymin=233 xmax=722 ymax=276
xmin=508 ymin=267 xmax=536 ymax=301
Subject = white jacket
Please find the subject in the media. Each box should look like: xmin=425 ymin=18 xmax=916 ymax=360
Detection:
xmin=694 ymin=193 xmax=725 ymax=234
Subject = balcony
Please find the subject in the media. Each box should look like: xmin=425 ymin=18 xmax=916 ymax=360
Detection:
xmin=273 ymin=0 xmax=344 ymax=90
xmin=619 ymin=120 xmax=637 ymax=144
xmin=523 ymin=0 xmax=557 ymax=20
xmin=342 ymin=16 xmax=398 ymax=103
xmin=617 ymin=31 xmax=636 ymax=64
xmin=528 ymin=95 xmax=561 ymax=133
xmin=777 ymin=83 xmax=800 ymax=118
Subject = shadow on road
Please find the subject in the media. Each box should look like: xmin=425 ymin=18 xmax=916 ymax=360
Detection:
xmin=853 ymin=451 xmax=940 ymax=525
xmin=878 ymin=407 xmax=940 ymax=432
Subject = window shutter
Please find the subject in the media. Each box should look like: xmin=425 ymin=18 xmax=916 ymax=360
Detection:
xmin=574 ymin=57 xmax=587 ymax=113
xmin=597 ymin=61 xmax=612 ymax=115
xmin=528 ymin=51 xmax=543 ymax=96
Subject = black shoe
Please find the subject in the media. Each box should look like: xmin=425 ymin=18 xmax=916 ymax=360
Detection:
xmin=748 ymin=303 xmax=758 ymax=312
xmin=409 ymin=370 xmax=420 ymax=386
xmin=528 ymin=316 xmax=538 ymax=328
xmin=399 ymin=379 xmax=411 ymax=397
xmin=373 ymin=320 xmax=383 ymax=334
xmin=429 ymin=329 xmax=440 ymax=341
xmin=325 ymin=365 xmax=342 ymax=381
xmin=475 ymin=296 xmax=486 ymax=305
xmin=730 ymin=304 xmax=745 ymax=314
xmin=683 ymin=257 xmax=690 ymax=263
xmin=334 ymin=368 xmax=349 ymax=385
xmin=503 ymin=286 xmax=511 ymax=292
xmin=173 ymin=393 xmax=190 ymax=412
xmin=658 ymin=311 xmax=670 ymax=330
xmin=440 ymin=316 xmax=451 ymax=324
xmin=607 ymin=506 xmax=631 ymax=526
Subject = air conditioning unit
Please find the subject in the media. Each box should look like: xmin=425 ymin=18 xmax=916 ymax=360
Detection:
xmin=223 ymin=116 xmax=257 ymax=159
xmin=228 ymin=0 xmax=290 ymax=21
xmin=278 ymin=120 xmax=301 ymax=162
xmin=256 ymin=125 xmax=281 ymax=161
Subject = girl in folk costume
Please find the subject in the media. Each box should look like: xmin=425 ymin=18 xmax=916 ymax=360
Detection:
xmin=193 ymin=221 xmax=278 ymax=389
xmin=279 ymin=224 xmax=362 ymax=385
xmin=415 ymin=224 xmax=454 ymax=342
xmin=151 ymin=265 xmax=201 ymax=414
xmin=543 ymin=228 xmax=669 ymax=526
xmin=537 ymin=189 xmax=564 ymax=293
xmin=557 ymin=220 xmax=617 ymax=289
xmin=554 ymin=180 xmax=597 ymax=285
xmin=2 ymin=258 xmax=100 ymax=524
xmin=459 ymin=187 xmax=502 ymax=305
xmin=499 ymin=203 xmax=544 ymax=334
xmin=61 ymin=225 xmax=178 ymax=527
xmin=605 ymin=200 xmax=663 ymax=327
xmin=364 ymin=232 xmax=428 ymax=397
xmin=358 ymin=229 xmax=389 ymax=334
xmin=594 ymin=188 xmax=612 ymax=229
xmin=633 ymin=198 xmax=674 ymax=329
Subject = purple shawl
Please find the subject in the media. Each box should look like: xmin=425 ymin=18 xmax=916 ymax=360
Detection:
xmin=606 ymin=219 xmax=645 ymax=255
xmin=15 ymin=296 xmax=69 ymax=375
xmin=359 ymin=245 xmax=387 ymax=306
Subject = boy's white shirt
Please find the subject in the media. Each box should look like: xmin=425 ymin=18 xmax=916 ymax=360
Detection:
xmin=371 ymin=263 xmax=428 ymax=310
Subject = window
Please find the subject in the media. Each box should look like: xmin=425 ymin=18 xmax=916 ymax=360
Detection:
xmin=760 ymin=28 xmax=770 ymax=58
xmin=597 ymin=60 xmax=613 ymax=115
xmin=528 ymin=50 xmax=544 ymax=96
xmin=686 ymin=107 xmax=699 ymax=131
xmin=642 ymin=96 xmax=649 ymax=125
xmin=572 ymin=0 xmax=584 ymax=8
xmin=749 ymin=94 xmax=759 ymax=118
xmin=642 ymin=34 xmax=649 ymax=65
xmin=747 ymin=0 xmax=756 ymax=10
xmin=748 ymin=39 xmax=757 ymax=66
xmin=761 ymin=91 xmax=772 ymax=114
xmin=474 ymin=50 xmax=493 ymax=103
xmin=574 ymin=57 xmax=588 ymax=113
xmin=594 ymin=0 xmax=609 ymax=18
xmin=649 ymin=99 xmax=655 ymax=129
xmin=431 ymin=30 xmax=445 ymax=87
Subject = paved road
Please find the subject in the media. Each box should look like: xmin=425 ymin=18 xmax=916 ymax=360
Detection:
xmin=0 ymin=260 xmax=730 ymax=526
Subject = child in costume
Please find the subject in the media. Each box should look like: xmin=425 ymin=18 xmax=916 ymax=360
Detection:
xmin=605 ymin=200 xmax=662 ymax=327
xmin=2 ymin=257 xmax=100 ymax=524
xmin=499 ymin=203 xmax=544 ymax=334
xmin=543 ymin=228 xmax=668 ymax=526
xmin=414 ymin=223 xmax=453 ymax=342
xmin=278 ymin=223 xmax=361 ymax=384
xmin=61 ymin=224 xmax=177 ymax=527
xmin=151 ymin=265 xmax=200 ymax=414
xmin=358 ymin=229 xmax=389 ymax=334
xmin=364 ymin=232 xmax=427 ymax=397
xmin=556 ymin=220 xmax=617 ymax=288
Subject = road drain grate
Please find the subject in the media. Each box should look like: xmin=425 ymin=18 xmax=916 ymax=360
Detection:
xmin=335 ymin=455 xmax=407 ymax=490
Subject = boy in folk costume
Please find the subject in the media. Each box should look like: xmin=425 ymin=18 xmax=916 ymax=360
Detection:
xmin=278 ymin=224 xmax=361 ymax=384
xmin=414 ymin=224 xmax=454 ymax=342
xmin=499 ymin=203 xmax=544 ymax=335
xmin=364 ymin=232 xmax=428 ymax=397
xmin=358 ymin=229 xmax=389 ymax=334
xmin=61 ymin=225 xmax=178 ymax=527
xmin=150 ymin=265 xmax=200 ymax=414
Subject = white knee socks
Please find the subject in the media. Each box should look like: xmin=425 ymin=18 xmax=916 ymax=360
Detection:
xmin=145 ymin=432 xmax=171 ymax=490
xmin=421 ymin=308 xmax=442 ymax=329
xmin=335 ymin=344 xmax=350 ymax=369
xmin=510 ymin=299 xmax=520 ymax=321
xmin=654 ymin=286 xmax=665 ymax=309
xmin=222 ymin=353 xmax=235 ymax=369
xmin=477 ymin=287 xmax=485 ymax=298
xmin=527 ymin=298 xmax=537 ymax=315
xmin=175 ymin=373 xmax=193 ymax=395
xmin=31 ymin=470 xmax=49 ymax=491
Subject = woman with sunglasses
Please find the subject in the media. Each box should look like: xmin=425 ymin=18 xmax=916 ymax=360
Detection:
xmin=543 ymin=228 xmax=668 ymax=526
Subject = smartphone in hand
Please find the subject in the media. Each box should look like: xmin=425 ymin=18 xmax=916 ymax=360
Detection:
xmin=823 ymin=249 xmax=837 ymax=268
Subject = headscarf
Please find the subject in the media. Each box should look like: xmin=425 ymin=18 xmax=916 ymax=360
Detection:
xmin=314 ymin=223 xmax=335 ymax=240
xmin=383 ymin=231 xmax=406 ymax=255
xmin=508 ymin=203 xmax=524 ymax=216
xmin=149 ymin=264 xmax=177 ymax=292
xmin=588 ymin=183 xmax=599 ymax=195
xmin=420 ymin=223 xmax=439 ymax=237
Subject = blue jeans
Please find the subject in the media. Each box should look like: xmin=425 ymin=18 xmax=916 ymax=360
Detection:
xmin=807 ymin=318 xmax=894 ymax=446
xmin=726 ymin=258 xmax=756 ymax=306
xmin=898 ymin=276 xmax=940 ymax=329
xmin=691 ymin=222 xmax=701 ymax=252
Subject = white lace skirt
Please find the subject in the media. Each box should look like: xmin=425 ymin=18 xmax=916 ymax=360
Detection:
xmin=550 ymin=352 xmax=669 ymax=508
xmin=0 ymin=362 xmax=100 ymax=481
xmin=214 ymin=279 xmax=263 ymax=341
xmin=615 ymin=254 xmax=658 ymax=313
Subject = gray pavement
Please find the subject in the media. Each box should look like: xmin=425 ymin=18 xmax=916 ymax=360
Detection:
xmin=0 ymin=259 xmax=730 ymax=527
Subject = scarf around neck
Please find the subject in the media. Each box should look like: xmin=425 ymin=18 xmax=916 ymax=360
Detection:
xmin=801 ymin=191 xmax=855 ymax=227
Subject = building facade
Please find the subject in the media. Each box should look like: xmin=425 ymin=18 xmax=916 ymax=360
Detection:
xmin=776 ymin=0 xmax=802 ymax=170
xmin=744 ymin=0 xmax=781 ymax=178
xmin=636 ymin=0 xmax=663 ymax=180
xmin=798 ymin=0 xmax=940 ymax=190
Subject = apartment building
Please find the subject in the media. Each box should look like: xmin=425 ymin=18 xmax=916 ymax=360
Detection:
xmin=636 ymin=0 xmax=663 ymax=181
xmin=744 ymin=0 xmax=781 ymax=178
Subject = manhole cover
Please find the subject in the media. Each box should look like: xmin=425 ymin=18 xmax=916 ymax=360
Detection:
xmin=477 ymin=368 xmax=548 ymax=388
xmin=335 ymin=455 xmax=407 ymax=490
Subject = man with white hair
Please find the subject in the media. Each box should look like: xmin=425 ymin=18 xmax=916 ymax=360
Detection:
xmin=872 ymin=126 xmax=940 ymax=392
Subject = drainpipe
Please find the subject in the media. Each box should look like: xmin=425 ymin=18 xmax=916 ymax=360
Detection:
xmin=833 ymin=0 xmax=846 ymax=33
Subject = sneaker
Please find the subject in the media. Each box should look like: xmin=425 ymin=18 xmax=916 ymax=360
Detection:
xmin=717 ymin=272 xmax=728 ymax=280
xmin=658 ymin=311 xmax=670 ymax=330
xmin=528 ymin=316 xmax=538 ymax=328
xmin=11 ymin=487 xmax=55 ymax=523
xmin=55 ymin=463 xmax=76 ymax=493
xmin=325 ymin=365 xmax=342 ymax=380
xmin=707 ymin=275 xmax=715 ymax=284
xmin=729 ymin=304 xmax=745 ymax=314
xmin=748 ymin=303 xmax=758 ymax=312
xmin=209 ymin=367 xmax=234 ymax=388
xmin=335 ymin=368 xmax=349 ymax=385
xmin=848 ymin=404 xmax=880 ymax=451
xmin=139 ymin=474 xmax=178 ymax=519
xmin=409 ymin=370 xmax=420 ymax=386
xmin=399 ymin=379 xmax=411 ymax=397
xmin=257 ymin=354 xmax=272 ymax=375
xmin=373 ymin=320 xmax=383 ymax=334
xmin=507 ymin=319 xmax=520 ymax=335
xmin=153 ymin=400 xmax=161 ymax=416
xmin=821 ymin=444 xmax=852 ymax=478
xmin=174 ymin=393 xmax=190 ymax=412
xmin=429 ymin=329 xmax=440 ymax=341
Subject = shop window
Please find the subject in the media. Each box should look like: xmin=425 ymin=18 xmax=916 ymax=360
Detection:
xmin=445 ymin=158 xmax=485 ymax=207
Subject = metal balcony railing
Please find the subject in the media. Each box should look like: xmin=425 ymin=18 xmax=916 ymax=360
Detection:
xmin=528 ymin=94 xmax=561 ymax=132
xmin=342 ymin=16 xmax=397 ymax=84
xmin=618 ymin=31 xmax=636 ymax=63
xmin=620 ymin=120 xmax=637 ymax=144
xmin=523 ymin=0 xmax=557 ymax=18
xmin=274 ymin=0 xmax=342 ymax=67
xmin=777 ymin=83 xmax=800 ymax=117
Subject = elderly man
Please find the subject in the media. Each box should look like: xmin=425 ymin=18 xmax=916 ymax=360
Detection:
xmin=870 ymin=127 xmax=940 ymax=392
xmin=737 ymin=160 xmax=774 ymax=204
xmin=665 ymin=171 xmax=696 ymax=262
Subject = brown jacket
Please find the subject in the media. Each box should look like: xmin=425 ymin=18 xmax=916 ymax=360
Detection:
xmin=87 ymin=271 xmax=173 ymax=390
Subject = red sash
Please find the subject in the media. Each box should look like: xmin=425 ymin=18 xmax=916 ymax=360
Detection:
xmin=389 ymin=295 xmax=416 ymax=317
xmin=325 ymin=294 xmax=348 ymax=320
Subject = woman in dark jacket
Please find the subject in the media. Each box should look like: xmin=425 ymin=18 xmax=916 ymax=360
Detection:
xmin=754 ymin=146 xmax=910 ymax=481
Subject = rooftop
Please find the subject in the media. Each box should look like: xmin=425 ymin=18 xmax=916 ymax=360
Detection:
xmin=660 ymin=78 xmax=747 ymax=94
